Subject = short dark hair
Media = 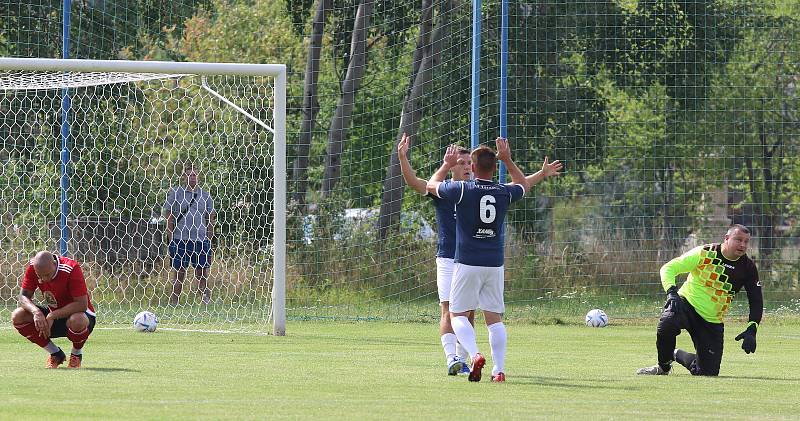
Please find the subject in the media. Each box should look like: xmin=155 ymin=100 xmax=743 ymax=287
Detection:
xmin=457 ymin=146 xmax=470 ymax=155
xmin=471 ymin=145 xmax=496 ymax=173
xmin=183 ymin=162 xmax=198 ymax=175
xmin=727 ymin=224 xmax=750 ymax=236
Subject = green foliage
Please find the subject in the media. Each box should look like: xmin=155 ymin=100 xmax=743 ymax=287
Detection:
xmin=704 ymin=4 xmax=800 ymax=267
xmin=0 ymin=0 xmax=209 ymax=59
xmin=176 ymin=0 xmax=305 ymax=70
xmin=285 ymin=0 xmax=315 ymax=36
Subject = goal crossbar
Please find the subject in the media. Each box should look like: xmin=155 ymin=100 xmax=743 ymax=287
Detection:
xmin=0 ymin=57 xmax=286 ymax=77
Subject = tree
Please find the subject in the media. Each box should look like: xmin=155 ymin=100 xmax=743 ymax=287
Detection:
xmin=377 ymin=0 xmax=452 ymax=238
xmin=292 ymin=0 xmax=332 ymax=208
xmin=709 ymin=9 xmax=800 ymax=271
xmin=321 ymin=0 xmax=374 ymax=197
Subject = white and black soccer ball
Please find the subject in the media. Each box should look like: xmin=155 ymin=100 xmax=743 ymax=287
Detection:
xmin=133 ymin=311 xmax=158 ymax=332
xmin=585 ymin=309 xmax=608 ymax=328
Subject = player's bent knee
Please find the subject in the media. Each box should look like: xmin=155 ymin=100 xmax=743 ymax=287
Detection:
xmin=691 ymin=368 xmax=719 ymax=377
xmin=689 ymin=361 xmax=720 ymax=376
xmin=656 ymin=315 xmax=680 ymax=335
xmin=67 ymin=312 xmax=89 ymax=331
xmin=10 ymin=307 xmax=32 ymax=324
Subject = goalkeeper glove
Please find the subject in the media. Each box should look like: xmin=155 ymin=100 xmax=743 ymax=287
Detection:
xmin=665 ymin=286 xmax=682 ymax=315
xmin=735 ymin=323 xmax=758 ymax=354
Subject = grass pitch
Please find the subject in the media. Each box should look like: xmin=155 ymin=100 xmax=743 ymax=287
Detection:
xmin=1 ymin=320 xmax=798 ymax=420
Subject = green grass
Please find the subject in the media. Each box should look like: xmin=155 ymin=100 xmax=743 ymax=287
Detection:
xmin=1 ymin=320 xmax=799 ymax=420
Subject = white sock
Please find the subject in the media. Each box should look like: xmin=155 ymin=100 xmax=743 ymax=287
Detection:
xmin=488 ymin=322 xmax=507 ymax=375
xmin=71 ymin=347 xmax=83 ymax=356
xmin=451 ymin=316 xmax=479 ymax=358
xmin=44 ymin=342 xmax=60 ymax=354
xmin=455 ymin=341 xmax=469 ymax=361
xmin=440 ymin=333 xmax=457 ymax=361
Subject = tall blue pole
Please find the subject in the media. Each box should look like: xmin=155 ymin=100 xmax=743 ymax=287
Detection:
xmin=60 ymin=0 xmax=72 ymax=256
xmin=471 ymin=0 xmax=481 ymax=152
xmin=498 ymin=0 xmax=508 ymax=183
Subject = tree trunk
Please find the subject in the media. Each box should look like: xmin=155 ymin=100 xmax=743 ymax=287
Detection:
xmin=406 ymin=0 xmax=435 ymax=97
xmin=757 ymin=102 xmax=776 ymax=271
xmin=321 ymin=0 xmax=374 ymax=197
xmin=292 ymin=0 xmax=331 ymax=209
xmin=377 ymin=0 xmax=453 ymax=238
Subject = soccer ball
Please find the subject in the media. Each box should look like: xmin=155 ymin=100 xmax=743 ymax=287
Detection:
xmin=133 ymin=311 xmax=158 ymax=332
xmin=585 ymin=309 xmax=608 ymax=328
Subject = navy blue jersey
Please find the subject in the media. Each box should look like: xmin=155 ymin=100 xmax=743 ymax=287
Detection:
xmin=437 ymin=179 xmax=525 ymax=267
xmin=426 ymin=192 xmax=457 ymax=258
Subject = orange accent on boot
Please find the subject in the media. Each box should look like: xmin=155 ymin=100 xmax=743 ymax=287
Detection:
xmin=67 ymin=354 xmax=82 ymax=369
xmin=46 ymin=353 xmax=65 ymax=369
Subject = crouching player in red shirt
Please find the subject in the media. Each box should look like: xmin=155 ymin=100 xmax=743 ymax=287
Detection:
xmin=11 ymin=251 xmax=96 ymax=368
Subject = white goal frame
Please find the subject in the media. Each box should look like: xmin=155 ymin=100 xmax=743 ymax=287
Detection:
xmin=0 ymin=57 xmax=287 ymax=336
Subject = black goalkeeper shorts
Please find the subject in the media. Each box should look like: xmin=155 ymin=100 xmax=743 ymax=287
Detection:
xmin=657 ymin=297 xmax=724 ymax=376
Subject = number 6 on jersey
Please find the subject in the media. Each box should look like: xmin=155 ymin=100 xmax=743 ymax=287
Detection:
xmin=480 ymin=195 xmax=496 ymax=223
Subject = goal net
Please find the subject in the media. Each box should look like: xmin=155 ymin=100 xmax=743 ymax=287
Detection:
xmin=0 ymin=58 xmax=286 ymax=334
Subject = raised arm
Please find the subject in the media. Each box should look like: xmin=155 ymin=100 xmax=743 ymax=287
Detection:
xmin=525 ymin=156 xmax=563 ymax=187
xmin=426 ymin=144 xmax=460 ymax=197
xmin=397 ymin=133 xmax=427 ymax=195
xmin=495 ymin=137 xmax=530 ymax=192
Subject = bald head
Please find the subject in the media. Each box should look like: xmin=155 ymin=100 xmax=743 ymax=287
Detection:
xmin=31 ymin=251 xmax=58 ymax=282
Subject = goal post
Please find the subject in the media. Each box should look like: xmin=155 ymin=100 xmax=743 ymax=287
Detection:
xmin=0 ymin=58 xmax=286 ymax=335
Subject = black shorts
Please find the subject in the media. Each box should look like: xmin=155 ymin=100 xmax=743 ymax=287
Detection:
xmin=37 ymin=305 xmax=96 ymax=338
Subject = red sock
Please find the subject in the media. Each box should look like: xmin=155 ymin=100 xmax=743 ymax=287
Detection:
xmin=14 ymin=322 xmax=49 ymax=347
xmin=67 ymin=327 xmax=90 ymax=350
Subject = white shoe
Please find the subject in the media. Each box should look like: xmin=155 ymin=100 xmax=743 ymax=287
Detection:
xmin=636 ymin=364 xmax=669 ymax=375
xmin=447 ymin=357 xmax=466 ymax=376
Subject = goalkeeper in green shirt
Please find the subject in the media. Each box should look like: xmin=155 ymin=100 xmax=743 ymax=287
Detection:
xmin=637 ymin=224 xmax=763 ymax=376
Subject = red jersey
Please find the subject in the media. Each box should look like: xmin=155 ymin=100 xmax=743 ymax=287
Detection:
xmin=21 ymin=255 xmax=95 ymax=316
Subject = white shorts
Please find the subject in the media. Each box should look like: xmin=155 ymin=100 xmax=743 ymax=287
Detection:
xmin=436 ymin=257 xmax=455 ymax=303
xmin=449 ymin=263 xmax=505 ymax=314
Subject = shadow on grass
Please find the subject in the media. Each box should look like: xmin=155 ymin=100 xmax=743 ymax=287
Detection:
xmin=509 ymin=375 xmax=640 ymax=390
xmin=714 ymin=375 xmax=800 ymax=382
xmin=80 ymin=367 xmax=141 ymax=373
xmin=299 ymin=332 xmax=431 ymax=347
